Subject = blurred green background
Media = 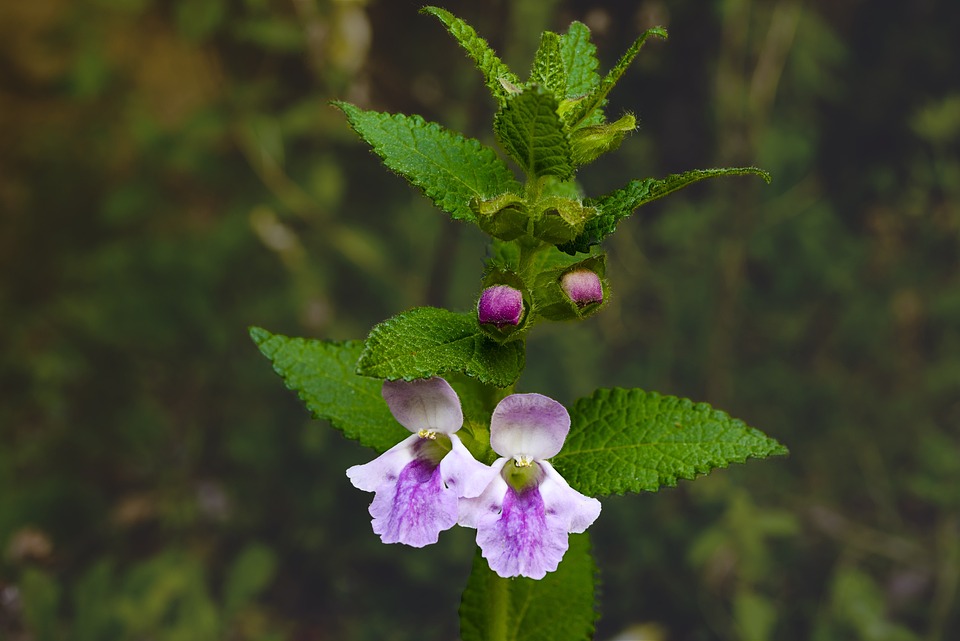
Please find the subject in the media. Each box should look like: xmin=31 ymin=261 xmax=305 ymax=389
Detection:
xmin=2 ymin=0 xmax=958 ymax=639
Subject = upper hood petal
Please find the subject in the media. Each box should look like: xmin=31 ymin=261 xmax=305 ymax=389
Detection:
xmin=490 ymin=393 xmax=570 ymax=460
xmin=382 ymin=377 xmax=463 ymax=434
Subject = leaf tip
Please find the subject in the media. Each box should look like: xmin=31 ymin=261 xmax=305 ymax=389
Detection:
xmin=329 ymin=99 xmax=355 ymax=116
xmin=648 ymin=25 xmax=669 ymax=40
xmin=248 ymin=326 xmax=272 ymax=346
xmin=769 ymin=440 xmax=790 ymax=457
xmin=419 ymin=5 xmax=448 ymax=21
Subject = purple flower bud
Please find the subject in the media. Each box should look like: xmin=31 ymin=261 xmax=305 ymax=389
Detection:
xmin=478 ymin=285 xmax=524 ymax=327
xmin=561 ymin=269 xmax=603 ymax=307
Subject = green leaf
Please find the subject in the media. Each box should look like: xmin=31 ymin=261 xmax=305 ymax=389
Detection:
xmin=494 ymin=88 xmax=573 ymax=180
xmin=530 ymin=31 xmax=566 ymax=97
xmin=250 ymin=327 xmax=406 ymax=453
xmin=460 ymin=533 xmax=597 ymax=641
xmin=356 ymin=307 xmax=525 ymax=388
xmin=474 ymin=193 xmax=531 ymax=241
xmin=335 ymin=101 xmax=520 ymax=223
xmin=532 ymin=196 xmax=589 ymax=244
xmin=559 ymin=21 xmax=600 ymax=98
xmin=552 ymin=388 xmax=788 ymax=496
xmin=569 ymin=113 xmax=636 ymax=166
xmin=421 ymin=6 xmax=521 ymax=106
xmin=564 ymin=26 xmax=668 ymax=129
xmin=539 ymin=176 xmax=584 ymax=199
xmin=559 ymin=166 xmax=772 ymax=254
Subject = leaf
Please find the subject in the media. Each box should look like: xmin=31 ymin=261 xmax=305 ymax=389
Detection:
xmin=421 ymin=6 xmax=521 ymax=106
xmin=569 ymin=113 xmax=636 ymax=166
xmin=559 ymin=166 xmax=772 ymax=254
xmin=552 ymin=388 xmax=788 ymax=496
xmin=559 ymin=22 xmax=600 ymax=98
xmin=530 ymin=31 xmax=566 ymax=97
xmin=494 ymin=88 xmax=573 ymax=180
xmin=250 ymin=327 xmax=406 ymax=453
xmin=335 ymin=102 xmax=520 ymax=223
xmin=474 ymin=193 xmax=531 ymax=241
xmin=564 ymin=26 xmax=668 ymax=129
xmin=356 ymin=307 xmax=525 ymax=388
xmin=460 ymin=533 xmax=597 ymax=641
xmin=532 ymin=196 xmax=589 ymax=244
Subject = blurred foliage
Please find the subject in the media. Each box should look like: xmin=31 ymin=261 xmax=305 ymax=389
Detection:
xmin=1 ymin=0 xmax=958 ymax=639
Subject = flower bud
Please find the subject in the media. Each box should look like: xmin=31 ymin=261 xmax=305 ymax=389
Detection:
xmin=560 ymin=269 xmax=603 ymax=307
xmin=477 ymin=285 xmax=524 ymax=327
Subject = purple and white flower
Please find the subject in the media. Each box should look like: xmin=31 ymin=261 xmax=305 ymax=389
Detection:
xmin=459 ymin=393 xmax=601 ymax=579
xmin=346 ymin=378 xmax=496 ymax=548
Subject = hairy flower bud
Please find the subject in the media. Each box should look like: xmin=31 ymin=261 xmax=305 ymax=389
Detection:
xmin=477 ymin=285 xmax=524 ymax=327
xmin=560 ymin=269 xmax=603 ymax=307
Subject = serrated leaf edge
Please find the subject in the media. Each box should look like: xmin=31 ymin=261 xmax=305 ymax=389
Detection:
xmin=554 ymin=387 xmax=788 ymax=496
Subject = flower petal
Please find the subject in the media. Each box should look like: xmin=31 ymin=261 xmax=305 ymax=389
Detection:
xmin=346 ymin=433 xmax=420 ymax=492
xmin=382 ymin=377 xmax=463 ymax=434
xmin=490 ymin=393 xmax=570 ymax=460
xmin=440 ymin=434 xmax=498 ymax=499
xmin=457 ymin=458 xmax=508 ymax=528
xmin=475 ymin=484 xmax=569 ymax=579
xmin=368 ymin=457 xmax=458 ymax=547
xmin=538 ymin=461 xmax=601 ymax=533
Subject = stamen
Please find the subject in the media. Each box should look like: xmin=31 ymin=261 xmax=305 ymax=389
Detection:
xmin=417 ymin=429 xmax=438 ymax=440
xmin=513 ymin=454 xmax=534 ymax=467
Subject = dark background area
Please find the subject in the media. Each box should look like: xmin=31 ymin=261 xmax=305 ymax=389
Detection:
xmin=2 ymin=0 xmax=959 ymax=639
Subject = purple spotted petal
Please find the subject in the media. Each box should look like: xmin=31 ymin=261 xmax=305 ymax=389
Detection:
xmin=346 ymin=434 xmax=420 ymax=492
xmin=538 ymin=461 xmax=601 ymax=533
xmin=475 ymin=484 xmax=569 ymax=579
xmin=440 ymin=434 xmax=498 ymax=499
xmin=368 ymin=457 xmax=458 ymax=547
xmin=490 ymin=393 xmax=570 ymax=460
xmin=382 ymin=377 xmax=463 ymax=434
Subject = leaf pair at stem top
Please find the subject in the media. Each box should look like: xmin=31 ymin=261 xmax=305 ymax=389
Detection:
xmin=336 ymin=6 xmax=768 ymax=260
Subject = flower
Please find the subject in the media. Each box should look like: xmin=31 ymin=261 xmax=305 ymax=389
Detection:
xmin=459 ymin=393 xmax=601 ymax=579
xmin=560 ymin=269 xmax=603 ymax=307
xmin=477 ymin=285 xmax=524 ymax=327
xmin=346 ymin=378 xmax=495 ymax=548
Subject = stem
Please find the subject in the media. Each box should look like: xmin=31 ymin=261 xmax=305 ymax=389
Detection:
xmin=489 ymin=570 xmax=510 ymax=641
xmin=516 ymin=240 xmax=547 ymax=283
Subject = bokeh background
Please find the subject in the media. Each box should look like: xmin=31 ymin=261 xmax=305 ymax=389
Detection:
xmin=2 ymin=0 xmax=959 ymax=639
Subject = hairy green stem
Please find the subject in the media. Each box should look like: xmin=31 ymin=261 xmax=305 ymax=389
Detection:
xmin=489 ymin=570 xmax=510 ymax=641
xmin=516 ymin=240 xmax=547 ymax=283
